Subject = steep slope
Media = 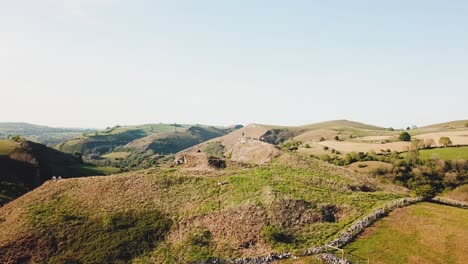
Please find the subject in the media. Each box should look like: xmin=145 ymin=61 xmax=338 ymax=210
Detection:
xmin=182 ymin=124 xmax=281 ymax=164
xmin=0 ymin=139 xmax=118 ymax=205
xmin=0 ymin=154 xmax=407 ymax=263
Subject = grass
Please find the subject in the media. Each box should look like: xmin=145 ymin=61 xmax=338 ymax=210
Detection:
xmin=66 ymin=164 xmax=121 ymax=176
xmin=343 ymin=202 xmax=468 ymax=264
xmin=28 ymin=197 xmax=172 ymax=263
xmin=441 ymin=184 xmax=468 ymax=202
xmin=0 ymin=154 xmax=406 ymax=263
xmin=0 ymin=140 xmax=17 ymax=155
xmin=418 ymin=146 xmax=468 ymax=160
xmin=102 ymin=151 xmax=130 ymax=160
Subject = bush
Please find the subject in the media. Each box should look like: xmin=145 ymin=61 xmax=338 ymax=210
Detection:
xmin=323 ymin=146 xmax=329 ymax=150
xmin=261 ymin=225 xmax=293 ymax=245
xmin=334 ymin=136 xmax=340 ymax=141
xmin=188 ymin=227 xmax=212 ymax=247
xmin=304 ymin=144 xmax=311 ymax=148
xmin=319 ymin=154 xmax=331 ymax=162
xmin=319 ymin=137 xmax=325 ymax=142
xmin=371 ymin=166 xmax=388 ymax=176
xmin=399 ymin=132 xmax=411 ymax=141
xmin=11 ymin=135 xmax=23 ymax=142
xmin=412 ymin=184 xmax=436 ymax=199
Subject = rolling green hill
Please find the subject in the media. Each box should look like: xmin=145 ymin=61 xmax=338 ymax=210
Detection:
xmin=0 ymin=122 xmax=93 ymax=146
xmin=0 ymin=153 xmax=406 ymax=263
xmin=56 ymin=124 xmax=238 ymax=156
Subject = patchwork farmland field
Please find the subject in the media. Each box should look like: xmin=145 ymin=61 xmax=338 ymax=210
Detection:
xmin=343 ymin=203 xmax=468 ymax=264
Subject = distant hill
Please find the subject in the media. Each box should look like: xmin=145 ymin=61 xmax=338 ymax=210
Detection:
xmin=299 ymin=119 xmax=385 ymax=131
xmin=420 ymin=120 xmax=468 ymax=129
xmin=0 ymin=122 xmax=93 ymax=146
xmin=180 ymin=120 xmax=387 ymax=164
xmin=56 ymin=124 xmax=240 ymax=158
xmin=0 ymin=139 xmax=119 ymax=205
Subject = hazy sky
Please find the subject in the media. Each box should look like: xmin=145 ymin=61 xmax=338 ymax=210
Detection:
xmin=1 ymin=1 xmax=467 ymax=129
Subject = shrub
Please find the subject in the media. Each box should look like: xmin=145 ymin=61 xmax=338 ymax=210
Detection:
xmin=412 ymin=184 xmax=436 ymax=199
xmin=334 ymin=136 xmax=340 ymax=141
xmin=319 ymin=137 xmax=325 ymax=142
xmin=11 ymin=135 xmax=23 ymax=142
xmin=319 ymin=154 xmax=331 ymax=162
xmin=371 ymin=166 xmax=388 ymax=176
xmin=399 ymin=132 xmax=411 ymax=141
xmin=261 ymin=225 xmax=293 ymax=245
xmin=323 ymin=146 xmax=329 ymax=150
xmin=358 ymin=164 xmax=368 ymax=168
xmin=188 ymin=227 xmax=212 ymax=247
xmin=304 ymin=144 xmax=311 ymax=148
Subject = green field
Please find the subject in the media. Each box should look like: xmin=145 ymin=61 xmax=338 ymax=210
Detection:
xmin=343 ymin=203 xmax=468 ymax=264
xmin=418 ymin=146 xmax=468 ymax=160
xmin=67 ymin=164 xmax=121 ymax=177
xmin=0 ymin=140 xmax=17 ymax=155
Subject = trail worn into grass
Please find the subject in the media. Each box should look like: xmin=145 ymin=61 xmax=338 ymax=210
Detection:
xmin=344 ymin=202 xmax=468 ymax=264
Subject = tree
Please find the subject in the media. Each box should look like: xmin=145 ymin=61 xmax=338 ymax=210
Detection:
xmin=399 ymin=132 xmax=411 ymax=141
xmin=406 ymin=126 xmax=411 ymax=130
xmin=411 ymin=138 xmax=424 ymax=150
xmin=11 ymin=135 xmax=22 ymax=142
xmin=387 ymin=127 xmax=395 ymax=131
xmin=334 ymin=135 xmax=340 ymax=141
xmin=423 ymin=138 xmax=435 ymax=149
xmin=413 ymin=184 xmax=436 ymax=200
xmin=439 ymin=137 xmax=452 ymax=147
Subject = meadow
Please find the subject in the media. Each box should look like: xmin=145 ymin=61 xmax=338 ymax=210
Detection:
xmin=418 ymin=146 xmax=468 ymax=160
xmin=343 ymin=202 xmax=468 ymax=263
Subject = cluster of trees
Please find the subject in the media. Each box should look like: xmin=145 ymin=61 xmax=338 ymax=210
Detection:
xmin=313 ymin=141 xmax=466 ymax=199
xmin=279 ymin=140 xmax=303 ymax=152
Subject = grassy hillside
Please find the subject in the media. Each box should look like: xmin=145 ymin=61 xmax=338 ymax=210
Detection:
xmin=300 ymin=120 xmax=385 ymax=131
xmin=0 ymin=154 xmax=407 ymax=263
xmin=421 ymin=120 xmax=468 ymax=129
xmin=441 ymin=184 xmax=468 ymax=202
xmin=0 ymin=139 xmax=119 ymax=205
xmin=0 ymin=140 xmax=18 ymax=155
xmin=57 ymin=124 xmax=234 ymax=157
xmin=343 ymin=203 xmax=468 ymax=264
xmin=0 ymin=122 xmax=93 ymax=146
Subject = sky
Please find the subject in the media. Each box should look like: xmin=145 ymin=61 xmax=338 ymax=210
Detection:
xmin=1 ymin=0 xmax=467 ymax=129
